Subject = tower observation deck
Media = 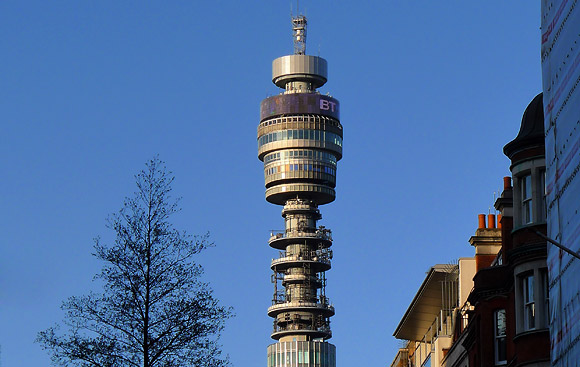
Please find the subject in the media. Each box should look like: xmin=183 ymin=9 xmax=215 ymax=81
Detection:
xmin=258 ymin=14 xmax=340 ymax=367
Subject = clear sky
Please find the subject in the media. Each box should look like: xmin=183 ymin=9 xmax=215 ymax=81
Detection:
xmin=1 ymin=2 xmax=541 ymax=366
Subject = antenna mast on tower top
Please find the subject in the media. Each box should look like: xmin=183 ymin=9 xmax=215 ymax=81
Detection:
xmin=292 ymin=14 xmax=307 ymax=55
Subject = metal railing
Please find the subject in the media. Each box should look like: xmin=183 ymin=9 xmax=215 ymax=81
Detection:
xmin=271 ymin=293 xmax=331 ymax=306
xmin=269 ymin=227 xmax=332 ymax=242
xmin=418 ymin=308 xmax=455 ymax=354
xmin=269 ymin=298 xmax=335 ymax=314
xmin=271 ymin=252 xmax=331 ymax=267
xmin=272 ymin=321 xmax=332 ymax=336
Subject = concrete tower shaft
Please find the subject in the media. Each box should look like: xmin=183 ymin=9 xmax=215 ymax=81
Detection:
xmin=259 ymin=13 xmax=339 ymax=367
xmin=268 ymin=199 xmax=334 ymax=341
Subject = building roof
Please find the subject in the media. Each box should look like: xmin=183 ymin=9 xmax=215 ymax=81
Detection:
xmin=393 ymin=264 xmax=458 ymax=341
xmin=503 ymin=93 xmax=544 ymax=159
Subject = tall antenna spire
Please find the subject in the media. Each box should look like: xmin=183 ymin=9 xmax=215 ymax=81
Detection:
xmin=292 ymin=14 xmax=307 ymax=55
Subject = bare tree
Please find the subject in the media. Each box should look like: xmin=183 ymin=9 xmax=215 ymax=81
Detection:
xmin=38 ymin=158 xmax=232 ymax=367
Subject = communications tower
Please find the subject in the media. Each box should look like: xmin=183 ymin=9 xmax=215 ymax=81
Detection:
xmin=257 ymin=13 xmax=341 ymax=367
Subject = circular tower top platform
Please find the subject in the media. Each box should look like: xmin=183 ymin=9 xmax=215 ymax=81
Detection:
xmin=272 ymin=55 xmax=328 ymax=89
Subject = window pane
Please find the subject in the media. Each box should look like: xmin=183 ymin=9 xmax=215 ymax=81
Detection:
xmin=497 ymin=337 xmax=507 ymax=362
xmin=524 ymin=201 xmax=533 ymax=223
xmin=521 ymin=174 xmax=533 ymax=224
xmin=495 ymin=309 xmax=507 ymax=363
xmin=541 ymin=170 xmax=547 ymax=220
xmin=523 ymin=275 xmax=535 ymax=330
xmin=525 ymin=276 xmax=534 ymax=300
xmin=496 ymin=309 xmax=506 ymax=336
xmin=543 ymin=269 xmax=549 ymax=326
xmin=524 ymin=175 xmax=532 ymax=199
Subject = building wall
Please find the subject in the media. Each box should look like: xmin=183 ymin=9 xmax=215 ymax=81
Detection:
xmin=441 ymin=326 xmax=469 ymax=367
xmin=458 ymin=258 xmax=475 ymax=307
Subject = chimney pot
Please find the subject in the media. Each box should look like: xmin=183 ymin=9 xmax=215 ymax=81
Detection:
xmin=478 ymin=214 xmax=486 ymax=229
xmin=503 ymin=176 xmax=512 ymax=190
xmin=488 ymin=214 xmax=496 ymax=229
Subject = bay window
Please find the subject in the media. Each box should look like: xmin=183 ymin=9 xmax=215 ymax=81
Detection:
xmin=512 ymin=160 xmax=547 ymax=227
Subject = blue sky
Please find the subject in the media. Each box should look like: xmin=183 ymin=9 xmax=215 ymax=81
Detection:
xmin=1 ymin=2 xmax=541 ymax=366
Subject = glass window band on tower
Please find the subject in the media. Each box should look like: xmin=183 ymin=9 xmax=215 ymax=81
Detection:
xmin=263 ymin=153 xmax=337 ymax=189
xmin=258 ymin=130 xmax=343 ymax=149
xmin=267 ymin=341 xmax=336 ymax=367
xmin=257 ymin=115 xmax=343 ymax=163
xmin=264 ymin=150 xmax=337 ymax=165
xmin=257 ymin=110 xmax=342 ymax=206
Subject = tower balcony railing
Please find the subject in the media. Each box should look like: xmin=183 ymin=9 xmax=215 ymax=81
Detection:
xmin=282 ymin=273 xmax=323 ymax=286
xmin=272 ymin=322 xmax=332 ymax=337
xmin=269 ymin=228 xmax=332 ymax=242
xmin=271 ymin=253 xmax=331 ymax=268
xmin=271 ymin=293 xmax=330 ymax=305
xmin=268 ymin=227 xmax=333 ymax=250
xmin=281 ymin=199 xmax=322 ymax=212
xmin=268 ymin=301 xmax=335 ymax=317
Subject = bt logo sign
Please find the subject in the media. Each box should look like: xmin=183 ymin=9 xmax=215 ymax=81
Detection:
xmin=319 ymin=99 xmax=337 ymax=112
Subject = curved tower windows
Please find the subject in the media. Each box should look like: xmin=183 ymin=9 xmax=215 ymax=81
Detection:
xmin=258 ymin=130 xmax=343 ymax=148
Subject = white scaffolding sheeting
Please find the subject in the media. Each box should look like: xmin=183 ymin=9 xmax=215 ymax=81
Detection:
xmin=541 ymin=1 xmax=580 ymax=366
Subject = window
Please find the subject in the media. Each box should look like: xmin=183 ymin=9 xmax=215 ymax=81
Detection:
xmin=258 ymin=130 xmax=342 ymax=148
xmin=521 ymin=174 xmax=533 ymax=224
xmin=542 ymin=269 xmax=549 ymax=327
xmin=516 ymin=266 xmax=550 ymax=333
xmin=523 ymin=275 xmax=535 ymax=330
xmin=494 ymin=309 xmax=507 ymax=365
xmin=541 ymin=170 xmax=546 ymax=220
